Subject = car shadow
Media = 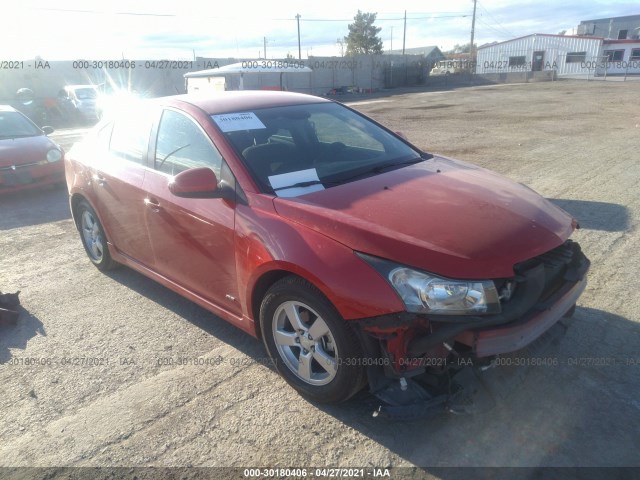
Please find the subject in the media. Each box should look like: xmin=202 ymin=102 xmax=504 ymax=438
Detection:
xmin=0 ymin=306 xmax=46 ymax=364
xmin=104 ymin=267 xmax=265 ymax=358
xmin=96 ymin=265 xmax=640 ymax=468
xmin=311 ymin=306 xmax=640 ymax=469
xmin=0 ymin=185 xmax=71 ymax=230
xmin=548 ymin=198 xmax=629 ymax=232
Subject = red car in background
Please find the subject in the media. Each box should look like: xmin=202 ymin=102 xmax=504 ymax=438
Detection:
xmin=65 ymin=92 xmax=589 ymax=416
xmin=0 ymin=105 xmax=65 ymax=194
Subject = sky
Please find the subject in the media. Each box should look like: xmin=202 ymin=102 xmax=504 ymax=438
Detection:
xmin=2 ymin=0 xmax=638 ymax=60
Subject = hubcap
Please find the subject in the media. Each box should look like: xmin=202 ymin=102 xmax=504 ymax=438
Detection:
xmin=272 ymin=301 xmax=338 ymax=386
xmin=81 ymin=210 xmax=104 ymax=262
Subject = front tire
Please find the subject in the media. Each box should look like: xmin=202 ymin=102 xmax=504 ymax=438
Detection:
xmin=260 ymin=276 xmax=366 ymax=403
xmin=77 ymin=200 xmax=117 ymax=271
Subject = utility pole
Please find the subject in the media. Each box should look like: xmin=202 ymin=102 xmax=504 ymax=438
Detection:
xmin=402 ymin=11 xmax=407 ymax=55
xmin=264 ymin=37 xmax=267 ymax=59
xmin=470 ymin=0 xmax=477 ymax=59
xmin=296 ymin=14 xmax=302 ymax=59
xmin=390 ymin=26 xmax=393 ymax=51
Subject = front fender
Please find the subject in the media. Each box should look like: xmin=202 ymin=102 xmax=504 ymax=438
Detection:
xmin=234 ymin=199 xmax=404 ymax=322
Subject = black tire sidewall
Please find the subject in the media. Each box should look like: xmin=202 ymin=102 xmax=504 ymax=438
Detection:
xmin=77 ymin=200 xmax=115 ymax=271
xmin=260 ymin=277 xmax=365 ymax=404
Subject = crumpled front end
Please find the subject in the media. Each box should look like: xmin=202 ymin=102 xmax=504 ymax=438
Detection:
xmin=355 ymin=240 xmax=590 ymax=418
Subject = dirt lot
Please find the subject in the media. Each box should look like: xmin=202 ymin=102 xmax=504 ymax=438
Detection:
xmin=1 ymin=80 xmax=639 ymax=476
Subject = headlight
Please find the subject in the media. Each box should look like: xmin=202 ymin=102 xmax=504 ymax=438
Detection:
xmin=358 ymin=253 xmax=501 ymax=315
xmin=388 ymin=267 xmax=500 ymax=315
xmin=46 ymin=149 xmax=62 ymax=162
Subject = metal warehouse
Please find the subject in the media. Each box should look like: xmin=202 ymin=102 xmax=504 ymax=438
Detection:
xmin=476 ymin=34 xmax=603 ymax=77
xmin=598 ymin=39 xmax=640 ymax=75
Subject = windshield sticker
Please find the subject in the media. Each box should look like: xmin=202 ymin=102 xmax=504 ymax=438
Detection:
xmin=268 ymin=168 xmax=325 ymax=198
xmin=211 ymin=112 xmax=266 ymax=132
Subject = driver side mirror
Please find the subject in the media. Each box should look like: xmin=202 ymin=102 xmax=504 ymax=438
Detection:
xmin=168 ymin=167 xmax=234 ymax=201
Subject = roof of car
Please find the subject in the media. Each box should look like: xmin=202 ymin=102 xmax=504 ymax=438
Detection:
xmin=0 ymin=105 xmax=18 ymax=112
xmin=165 ymin=91 xmax=331 ymax=115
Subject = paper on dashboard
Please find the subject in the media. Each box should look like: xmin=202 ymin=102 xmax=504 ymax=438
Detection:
xmin=211 ymin=112 xmax=266 ymax=132
xmin=268 ymin=168 xmax=325 ymax=198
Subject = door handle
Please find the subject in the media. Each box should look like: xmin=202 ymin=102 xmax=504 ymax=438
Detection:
xmin=92 ymin=173 xmax=107 ymax=186
xmin=144 ymin=197 xmax=161 ymax=212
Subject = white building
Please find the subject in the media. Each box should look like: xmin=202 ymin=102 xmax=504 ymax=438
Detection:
xmin=596 ymin=39 xmax=640 ymax=75
xmin=476 ymin=34 xmax=603 ymax=77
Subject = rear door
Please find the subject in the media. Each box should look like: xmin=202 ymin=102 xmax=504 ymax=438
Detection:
xmin=141 ymin=108 xmax=240 ymax=316
xmin=89 ymin=107 xmax=157 ymax=267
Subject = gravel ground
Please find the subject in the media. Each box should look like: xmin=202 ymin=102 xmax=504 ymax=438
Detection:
xmin=0 ymin=80 xmax=638 ymax=475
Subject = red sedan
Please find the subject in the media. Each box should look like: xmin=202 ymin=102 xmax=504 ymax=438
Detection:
xmin=65 ymin=92 xmax=589 ymax=414
xmin=0 ymin=105 xmax=65 ymax=194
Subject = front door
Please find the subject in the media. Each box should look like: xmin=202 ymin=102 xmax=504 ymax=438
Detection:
xmin=142 ymin=108 xmax=240 ymax=316
xmin=532 ymin=51 xmax=545 ymax=71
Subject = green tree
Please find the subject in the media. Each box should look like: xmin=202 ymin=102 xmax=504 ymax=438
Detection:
xmin=344 ymin=11 xmax=383 ymax=55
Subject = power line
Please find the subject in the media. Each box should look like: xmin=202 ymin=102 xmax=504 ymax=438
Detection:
xmin=477 ymin=1 xmax=517 ymax=38
xmin=30 ymin=7 xmax=175 ymax=17
xmin=476 ymin=18 xmax=515 ymax=39
xmin=301 ymin=15 xmax=469 ymax=21
xmin=26 ymin=7 xmax=468 ymax=22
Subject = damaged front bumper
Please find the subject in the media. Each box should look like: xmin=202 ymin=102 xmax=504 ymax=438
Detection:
xmin=355 ymin=240 xmax=590 ymax=418
xmin=471 ymin=273 xmax=586 ymax=357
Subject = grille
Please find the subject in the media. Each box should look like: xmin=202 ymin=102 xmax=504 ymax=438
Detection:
xmin=515 ymin=241 xmax=578 ymax=302
xmin=0 ymin=162 xmax=45 ymax=171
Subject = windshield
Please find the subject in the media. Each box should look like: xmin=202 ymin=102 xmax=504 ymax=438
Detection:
xmin=75 ymin=88 xmax=98 ymax=100
xmin=0 ymin=111 xmax=42 ymax=139
xmin=216 ymin=102 xmax=423 ymax=195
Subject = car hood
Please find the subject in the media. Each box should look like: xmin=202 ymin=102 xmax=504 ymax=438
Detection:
xmin=0 ymin=135 xmax=57 ymax=167
xmin=273 ymin=156 xmax=575 ymax=279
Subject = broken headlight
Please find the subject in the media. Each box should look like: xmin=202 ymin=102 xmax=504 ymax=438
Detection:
xmin=358 ymin=253 xmax=501 ymax=315
xmin=388 ymin=267 xmax=500 ymax=315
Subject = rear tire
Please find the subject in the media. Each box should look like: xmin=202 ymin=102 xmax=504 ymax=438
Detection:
xmin=260 ymin=276 xmax=367 ymax=403
xmin=76 ymin=200 xmax=117 ymax=271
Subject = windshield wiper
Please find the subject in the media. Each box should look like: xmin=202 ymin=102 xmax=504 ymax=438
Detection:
xmin=271 ymin=153 xmax=433 ymax=192
xmin=272 ymin=180 xmax=326 ymax=191
xmin=331 ymin=154 xmax=432 ymax=185
xmin=371 ymin=155 xmax=431 ymax=173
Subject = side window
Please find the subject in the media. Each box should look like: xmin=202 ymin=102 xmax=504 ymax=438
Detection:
xmin=110 ymin=110 xmax=153 ymax=165
xmin=271 ymin=128 xmax=294 ymax=145
xmin=155 ymin=109 xmax=222 ymax=177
